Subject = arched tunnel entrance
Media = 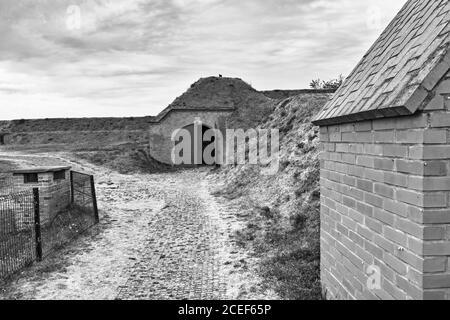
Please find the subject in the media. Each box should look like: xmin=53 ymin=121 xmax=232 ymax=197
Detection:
xmin=0 ymin=134 xmax=6 ymax=145
xmin=174 ymin=124 xmax=216 ymax=165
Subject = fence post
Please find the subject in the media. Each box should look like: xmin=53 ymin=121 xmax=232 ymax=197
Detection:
xmin=33 ymin=188 xmax=42 ymax=262
xmin=70 ymin=171 xmax=74 ymax=204
xmin=90 ymin=175 xmax=99 ymax=224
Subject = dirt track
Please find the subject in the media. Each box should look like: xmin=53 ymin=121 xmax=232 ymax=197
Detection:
xmin=0 ymin=153 xmax=274 ymax=300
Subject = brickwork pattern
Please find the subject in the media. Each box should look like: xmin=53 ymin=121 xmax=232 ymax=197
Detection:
xmin=13 ymin=171 xmax=71 ymax=225
xmin=320 ymin=73 xmax=450 ymax=300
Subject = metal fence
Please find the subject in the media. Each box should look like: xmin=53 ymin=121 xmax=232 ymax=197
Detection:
xmin=71 ymin=171 xmax=99 ymax=223
xmin=0 ymin=175 xmax=16 ymax=196
xmin=0 ymin=171 xmax=99 ymax=280
xmin=0 ymin=189 xmax=37 ymax=280
xmin=39 ymin=171 xmax=99 ymax=259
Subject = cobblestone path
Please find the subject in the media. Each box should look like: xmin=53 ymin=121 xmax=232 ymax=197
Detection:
xmin=116 ymin=173 xmax=228 ymax=300
xmin=0 ymin=154 xmax=242 ymax=300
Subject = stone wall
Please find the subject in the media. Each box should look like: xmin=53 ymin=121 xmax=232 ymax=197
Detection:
xmin=319 ymin=73 xmax=450 ymax=300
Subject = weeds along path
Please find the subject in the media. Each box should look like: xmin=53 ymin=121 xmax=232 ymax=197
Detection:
xmin=0 ymin=153 xmax=252 ymax=300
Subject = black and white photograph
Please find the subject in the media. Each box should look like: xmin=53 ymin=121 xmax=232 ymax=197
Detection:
xmin=0 ymin=0 xmax=449 ymax=309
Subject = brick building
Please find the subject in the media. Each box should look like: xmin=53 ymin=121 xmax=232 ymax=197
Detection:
xmin=12 ymin=166 xmax=71 ymax=226
xmin=312 ymin=0 xmax=450 ymax=299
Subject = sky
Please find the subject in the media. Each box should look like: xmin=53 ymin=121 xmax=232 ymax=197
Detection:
xmin=0 ymin=0 xmax=408 ymax=120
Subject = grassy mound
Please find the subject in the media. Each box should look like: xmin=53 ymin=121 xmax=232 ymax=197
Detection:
xmin=161 ymin=76 xmax=278 ymax=129
xmin=212 ymin=92 xmax=331 ymax=300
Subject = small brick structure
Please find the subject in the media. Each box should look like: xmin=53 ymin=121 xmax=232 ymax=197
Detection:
xmin=312 ymin=0 xmax=450 ymax=300
xmin=12 ymin=166 xmax=71 ymax=226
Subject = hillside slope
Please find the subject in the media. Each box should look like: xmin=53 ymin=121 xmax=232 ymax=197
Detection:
xmin=170 ymin=77 xmax=269 ymax=110
xmin=211 ymin=91 xmax=332 ymax=299
xmin=157 ymin=77 xmax=278 ymax=129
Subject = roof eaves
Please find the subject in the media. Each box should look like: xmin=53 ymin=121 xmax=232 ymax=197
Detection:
xmin=12 ymin=166 xmax=72 ymax=174
xmin=312 ymin=43 xmax=450 ymax=127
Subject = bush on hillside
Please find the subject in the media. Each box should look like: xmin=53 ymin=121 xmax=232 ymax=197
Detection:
xmin=310 ymin=75 xmax=344 ymax=90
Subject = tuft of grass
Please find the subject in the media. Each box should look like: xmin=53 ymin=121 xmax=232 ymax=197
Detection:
xmin=234 ymin=200 xmax=322 ymax=300
xmin=260 ymin=241 xmax=322 ymax=300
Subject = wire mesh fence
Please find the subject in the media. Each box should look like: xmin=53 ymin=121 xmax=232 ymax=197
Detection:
xmin=40 ymin=206 xmax=98 ymax=258
xmin=0 ymin=175 xmax=16 ymax=196
xmin=40 ymin=171 xmax=99 ymax=258
xmin=0 ymin=189 xmax=36 ymax=280
xmin=0 ymin=170 xmax=99 ymax=280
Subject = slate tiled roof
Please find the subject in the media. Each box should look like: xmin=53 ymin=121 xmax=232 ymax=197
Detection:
xmin=313 ymin=0 xmax=450 ymax=125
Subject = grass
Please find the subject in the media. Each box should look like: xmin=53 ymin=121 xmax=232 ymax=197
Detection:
xmin=73 ymin=146 xmax=172 ymax=174
xmin=259 ymin=219 xmax=321 ymax=300
xmin=41 ymin=205 xmax=97 ymax=258
xmin=233 ymin=200 xmax=322 ymax=300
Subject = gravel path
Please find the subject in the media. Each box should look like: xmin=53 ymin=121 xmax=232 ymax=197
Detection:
xmin=0 ymin=154 xmax=261 ymax=300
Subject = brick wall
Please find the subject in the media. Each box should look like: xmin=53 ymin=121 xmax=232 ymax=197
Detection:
xmin=420 ymin=74 xmax=450 ymax=299
xmin=319 ymin=73 xmax=450 ymax=300
xmin=13 ymin=170 xmax=71 ymax=225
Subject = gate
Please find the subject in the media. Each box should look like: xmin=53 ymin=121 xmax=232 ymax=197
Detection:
xmin=70 ymin=171 xmax=99 ymax=224
xmin=0 ymin=189 xmax=38 ymax=280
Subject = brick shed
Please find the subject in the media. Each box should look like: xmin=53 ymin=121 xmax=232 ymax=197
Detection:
xmin=312 ymin=0 xmax=450 ymax=300
xmin=12 ymin=166 xmax=71 ymax=226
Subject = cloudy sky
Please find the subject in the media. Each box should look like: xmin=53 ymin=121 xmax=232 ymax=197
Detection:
xmin=0 ymin=0 xmax=407 ymax=120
